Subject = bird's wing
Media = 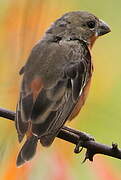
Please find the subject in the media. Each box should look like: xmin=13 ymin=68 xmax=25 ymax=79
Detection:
xmin=31 ymin=41 xmax=92 ymax=146
xmin=38 ymin=60 xmax=91 ymax=146
xmin=15 ymin=73 xmax=44 ymax=142
xmin=16 ymin=41 xmax=47 ymax=142
xmin=15 ymin=40 xmax=91 ymax=146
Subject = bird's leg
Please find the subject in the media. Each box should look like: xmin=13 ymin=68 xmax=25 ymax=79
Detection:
xmin=62 ymin=126 xmax=95 ymax=153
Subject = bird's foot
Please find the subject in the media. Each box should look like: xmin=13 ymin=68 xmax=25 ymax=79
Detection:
xmin=74 ymin=133 xmax=95 ymax=154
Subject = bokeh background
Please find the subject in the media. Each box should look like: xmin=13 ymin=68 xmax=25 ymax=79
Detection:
xmin=0 ymin=0 xmax=121 ymax=179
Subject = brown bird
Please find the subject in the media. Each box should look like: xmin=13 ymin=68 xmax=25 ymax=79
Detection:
xmin=15 ymin=11 xmax=110 ymax=166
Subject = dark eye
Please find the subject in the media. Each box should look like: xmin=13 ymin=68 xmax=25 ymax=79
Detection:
xmin=87 ymin=21 xmax=96 ymax=29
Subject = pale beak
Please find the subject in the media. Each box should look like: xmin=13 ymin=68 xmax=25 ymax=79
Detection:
xmin=97 ymin=19 xmax=111 ymax=36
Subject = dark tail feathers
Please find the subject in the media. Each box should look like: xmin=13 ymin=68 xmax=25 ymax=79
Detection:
xmin=16 ymin=135 xmax=38 ymax=167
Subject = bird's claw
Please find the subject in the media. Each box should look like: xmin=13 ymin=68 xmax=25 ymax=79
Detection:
xmin=74 ymin=134 xmax=95 ymax=154
xmin=74 ymin=140 xmax=84 ymax=153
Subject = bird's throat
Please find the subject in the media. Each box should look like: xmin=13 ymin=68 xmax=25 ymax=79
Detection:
xmin=89 ymin=35 xmax=98 ymax=49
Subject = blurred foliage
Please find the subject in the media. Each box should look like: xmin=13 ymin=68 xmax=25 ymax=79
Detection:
xmin=0 ymin=0 xmax=121 ymax=179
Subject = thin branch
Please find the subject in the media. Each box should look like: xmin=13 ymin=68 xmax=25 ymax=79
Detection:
xmin=0 ymin=107 xmax=121 ymax=162
xmin=0 ymin=108 xmax=15 ymax=120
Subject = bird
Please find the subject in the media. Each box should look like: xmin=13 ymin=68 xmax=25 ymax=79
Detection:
xmin=15 ymin=11 xmax=110 ymax=166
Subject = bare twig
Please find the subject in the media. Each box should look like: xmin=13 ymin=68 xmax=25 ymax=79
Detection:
xmin=0 ymin=107 xmax=121 ymax=162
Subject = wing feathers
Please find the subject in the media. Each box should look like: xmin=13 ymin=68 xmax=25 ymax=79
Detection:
xmin=31 ymin=90 xmax=53 ymax=123
xmin=21 ymin=93 xmax=33 ymax=121
xmin=31 ymin=80 xmax=67 ymax=124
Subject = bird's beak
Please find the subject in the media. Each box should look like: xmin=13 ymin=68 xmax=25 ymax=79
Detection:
xmin=97 ymin=19 xmax=111 ymax=36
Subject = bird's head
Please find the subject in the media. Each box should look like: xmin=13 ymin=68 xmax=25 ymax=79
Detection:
xmin=47 ymin=11 xmax=111 ymax=48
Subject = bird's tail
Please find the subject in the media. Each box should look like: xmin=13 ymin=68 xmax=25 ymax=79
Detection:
xmin=16 ymin=135 xmax=38 ymax=167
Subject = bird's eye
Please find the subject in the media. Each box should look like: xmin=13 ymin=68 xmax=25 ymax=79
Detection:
xmin=87 ymin=21 xmax=96 ymax=29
